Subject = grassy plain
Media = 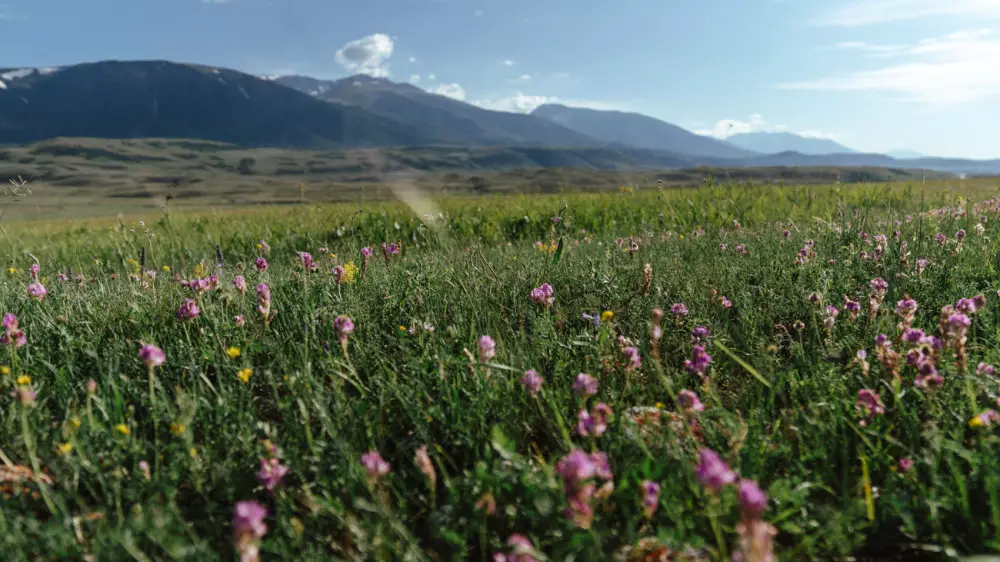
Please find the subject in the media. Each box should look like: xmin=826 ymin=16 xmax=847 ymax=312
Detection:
xmin=0 ymin=180 xmax=999 ymax=561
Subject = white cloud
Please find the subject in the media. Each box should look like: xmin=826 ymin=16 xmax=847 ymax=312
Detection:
xmin=502 ymin=59 xmax=515 ymax=66
xmin=428 ymin=73 xmax=436 ymax=80
xmin=780 ymin=29 xmax=1000 ymax=103
xmin=517 ymin=74 xmax=531 ymax=82
xmin=408 ymin=56 xmax=417 ymax=63
xmin=336 ymin=33 xmax=394 ymax=77
xmin=431 ymin=83 xmax=467 ymax=101
xmin=471 ymin=93 xmax=628 ymax=114
xmin=408 ymin=74 xmax=421 ymax=84
xmin=815 ymin=0 xmax=1000 ymax=26
xmin=696 ymin=114 xmax=839 ymax=140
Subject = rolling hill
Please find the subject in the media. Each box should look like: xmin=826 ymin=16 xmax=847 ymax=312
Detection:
xmin=530 ymin=104 xmax=756 ymax=159
xmin=725 ymin=131 xmax=856 ymax=155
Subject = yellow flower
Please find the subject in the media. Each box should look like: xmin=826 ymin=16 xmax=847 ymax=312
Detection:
xmin=58 ymin=442 xmax=73 ymax=455
xmin=16 ymin=375 xmax=31 ymax=386
xmin=193 ymin=263 xmax=206 ymax=277
xmin=256 ymin=243 xmax=263 ymax=250
xmin=7 ymin=267 xmax=15 ymax=274
xmin=69 ymin=417 xmax=81 ymax=429
xmin=399 ymin=325 xmax=407 ymax=332
xmin=341 ymin=262 xmax=359 ymax=284
xmin=170 ymin=423 xmax=186 ymax=436
xmin=189 ymin=447 xmax=199 ymax=459
xmin=226 ymin=346 xmax=241 ymax=359
xmin=655 ymin=402 xmax=665 ymax=410
xmin=162 ymin=265 xmax=171 ymax=272
xmin=114 ymin=424 xmax=131 ymax=436
xmin=126 ymin=259 xmax=138 ymax=265
xmin=601 ymin=310 xmax=614 ymax=322
xmin=970 ymin=416 xmax=984 ymax=428
xmin=237 ymin=368 xmax=253 ymax=383
xmin=0 ymin=365 xmax=10 ymax=375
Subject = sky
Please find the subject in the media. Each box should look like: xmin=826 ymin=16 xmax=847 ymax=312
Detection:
xmin=2 ymin=0 xmax=1000 ymax=158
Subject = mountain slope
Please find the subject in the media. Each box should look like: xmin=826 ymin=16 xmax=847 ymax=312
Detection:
xmin=725 ymin=132 xmax=856 ymax=155
xmin=275 ymin=74 xmax=602 ymax=147
xmin=529 ymin=104 xmax=756 ymax=159
xmin=0 ymin=61 xmax=438 ymax=148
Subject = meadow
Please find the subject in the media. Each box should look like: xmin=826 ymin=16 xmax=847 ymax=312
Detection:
xmin=1 ymin=179 xmax=1000 ymax=561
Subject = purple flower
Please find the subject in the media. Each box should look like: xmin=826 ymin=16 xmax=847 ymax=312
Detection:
xmin=138 ymin=344 xmax=166 ymax=368
xmin=256 ymin=458 xmax=289 ymax=492
xmin=298 ymin=252 xmax=315 ymax=271
xmin=684 ymin=345 xmax=713 ymax=378
xmin=493 ymin=534 xmax=540 ymax=562
xmin=622 ymin=346 xmax=641 ymax=371
xmin=720 ymin=296 xmax=733 ymax=309
xmin=902 ymin=328 xmax=926 ymax=344
xmin=334 ymin=315 xmax=354 ymax=347
xmin=956 ymin=228 xmax=967 ymax=241
xmin=856 ymin=389 xmax=885 ymax=421
xmin=576 ymin=402 xmax=613 ymax=438
xmin=29 ymin=263 xmax=39 ymax=279
xmin=978 ymin=362 xmax=996 ymax=376
xmin=361 ymin=450 xmax=391 ymax=481
xmin=0 ymin=313 xmax=25 ymax=348
xmin=556 ymin=449 xmax=597 ymax=489
xmin=641 ymin=480 xmax=660 ymax=518
xmin=529 ymin=283 xmax=555 ymax=308
xmin=27 ymin=282 xmax=47 ymax=301
xmin=572 ymin=373 xmax=599 ymax=397
xmin=381 ymin=242 xmax=400 ymax=256
xmin=332 ymin=265 xmax=345 ymax=284
xmin=738 ymin=479 xmax=768 ymax=519
xmin=581 ymin=313 xmax=600 ymax=327
xmin=520 ymin=370 xmax=544 ymax=396
xmin=671 ymin=303 xmax=689 ymax=317
xmin=677 ymin=389 xmax=705 ymax=413
xmin=956 ymin=298 xmax=978 ymax=315
xmin=177 ymin=299 xmax=201 ymax=321
xmin=361 ymin=247 xmax=373 ymax=258
xmin=734 ymin=244 xmax=748 ymax=255
xmin=232 ymin=275 xmax=247 ymax=294
xmin=255 ymin=257 xmax=268 ymax=272
xmin=898 ymin=458 xmax=914 ymax=472
xmin=256 ymin=283 xmax=271 ymax=320
xmin=869 ymin=277 xmax=889 ymax=298
xmin=695 ymin=448 xmax=737 ymax=493
xmin=691 ymin=326 xmax=711 ymax=343
xmin=478 ymin=335 xmax=496 ymax=362
xmin=232 ymin=500 xmax=268 ymax=540
xmin=917 ymin=259 xmax=930 ymax=273
xmin=234 ymin=315 xmax=246 ymax=328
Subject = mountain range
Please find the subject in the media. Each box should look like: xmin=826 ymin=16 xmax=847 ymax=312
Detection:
xmin=0 ymin=60 xmax=998 ymax=175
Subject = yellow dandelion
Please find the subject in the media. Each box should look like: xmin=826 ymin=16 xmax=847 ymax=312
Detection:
xmin=970 ymin=416 xmax=985 ymax=428
xmin=601 ymin=310 xmax=614 ymax=322
xmin=0 ymin=365 xmax=10 ymax=375
xmin=225 ymin=346 xmax=241 ymax=359
xmin=399 ymin=325 xmax=407 ymax=332
xmin=162 ymin=265 xmax=171 ymax=272
xmin=114 ymin=424 xmax=131 ymax=436
xmin=655 ymin=402 xmax=665 ymax=410
xmin=7 ymin=267 xmax=15 ymax=274
xmin=58 ymin=442 xmax=74 ymax=455
xmin=16 ymin=375 xmax=31 ymax=386
xmin=237 ymin=368 xmax=253 ymax=383
xmin=170 ymin=423 xmax=186 ymax=436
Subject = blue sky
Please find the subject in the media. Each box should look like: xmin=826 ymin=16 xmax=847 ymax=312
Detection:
xmin=3 ymin=0 xmax=1000 ymax=158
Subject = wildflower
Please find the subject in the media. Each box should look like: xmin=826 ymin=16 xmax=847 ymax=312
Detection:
xmin=1 ymin=313 xmax=26 ymax=348
xmin=381 ymin=241 xmax=401 ymax=269
xmin=361 ymin=450 xmax=391 ymax=481
xmin=684 ymin=345 xmax=713 ymax=380
xmin=298 ymin=252 xmax=315 ymax=271
xmin=16 ymin=374 xmax=31 ymax=385
xmin=869 ymin=277 xmax=889 ymax=298
xmin=29 ymin=263 xmax=39 ymax=279
xmin=671 ymin=303 xmax=689 ymax=317
xmin=115 ymin=424 xmax=131 ymax=436
xmin=256 ymin=458 xmax=289 ymax=492
xmin=177 ymin=299 xmax=201 ymax=321
xmin=162 ymin=265 xmax=171 ymax=273
xmin=978 ymin=362 xmax=996 ymax=376
xmin=856 ymin=389 xmax=885 ymax=425
xmin=601 ymin=310 xmax=615 ymax=322
xmin=332 ymin=265 xmax=345 ymax=284
xmin=139 ymin=344 xmax=166 ymax=368
xmin=581 ymin=313 xmax=600 ymax=327
xmin=824 ymin=306 xmax=839 ymax=330
xmin=898 ymin=458 xmax=914 ymax=472
xmin=232 ymin=275 xmax=247 ymax=294
xmin=256 ymin=283 xmax=271 ymax=322
xmin=12 ymin=385 xmax=36 ymax=406
xmin=27 ymin=282 xmax=47 ymax=301
xmin=577 ymin=402 xmax=613 ymax=438
xmin=58 ymin=442 xmax=73 ymax=455
xmin=694 ymin=448 xmax=736 ymax=493
xmin=414 ymin=445 xmax=436 ymax=489
xmin=956 ymin=228 xmax=967 ymax=242
xmin=572 ymin=373 xmax=599 ymax=397
xmin=808 ymin=292 xmax=822 ymax=305
xmin=895 ymin=296 xmax=918 ymax=324
xmin=493 ymin=534 xmax=540 ymax=562
xmin=641 ymin=480 xmax=660 ymax=518
xmin=916 ymin=259 xmax=930 ymax=275
xmin=232 ymin=501 xmax=268 ymax=562
xmin=255 ymin=257 xmax=268 ymax=272
xmin=642 ymin=263 xmax=653 ymax=295
xmin=556 ymin=449 xmax=614 ymax=529
xmin=720 ymin=295 xmax=733 ymax=309
xmin=622 ymin=346 xmax=642 ymax=371
xmin=677 ymin=389 xmax=705 ymax=413
xmin=478 ymin=335 xmax=496 ymax=362
xmin=334 ymin=315 xmax=354 ymax=349
xmin=738 ymin=479 xmax=768 ymax=519
xmin=234 ymin=315 xmax=246 ymax=328
xmin=529 ymin=283 xmax=555 ymax=308
xmin=732 ymin=519 xmax=778 ymax=562
xmin=237 ymin=368 xmax=253 ymax=384
xmin=0 ymin=365 xmax=8 ymax=375
xmin=170 ymin=423 xmax=185 ymax=436
xmin=87 ymin=379 xmax=97 ymax=393
xmin=956 ymin=297 xmax=978 ymax=315
xmin=226 ymin=346 xmax=241 ymax=359
xmin=734 ymin=244 xmax=748 ymax=255
xmin=257 ymin=239 xmax=270 ymax=256
xmin=520 ymin=370 xmax=544 ymax=396
xmin=691 ymin=326 xmax=711 ymax=343
xmin=650 ymin=308 xmax=664 ymax=344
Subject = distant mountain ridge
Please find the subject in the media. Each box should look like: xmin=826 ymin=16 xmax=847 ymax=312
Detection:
xmin=530 ymin=104 xmax=756 ymax=159
xmin=724 ymin=131 xmax=856 ymax=156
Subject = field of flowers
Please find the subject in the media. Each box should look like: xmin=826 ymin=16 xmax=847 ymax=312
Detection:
xmin=1 ymin=181 xmax=1000 ymax=561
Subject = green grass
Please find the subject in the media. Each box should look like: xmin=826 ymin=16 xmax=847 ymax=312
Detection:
xmin=1 ymin=181 xmax=999 ymax=561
